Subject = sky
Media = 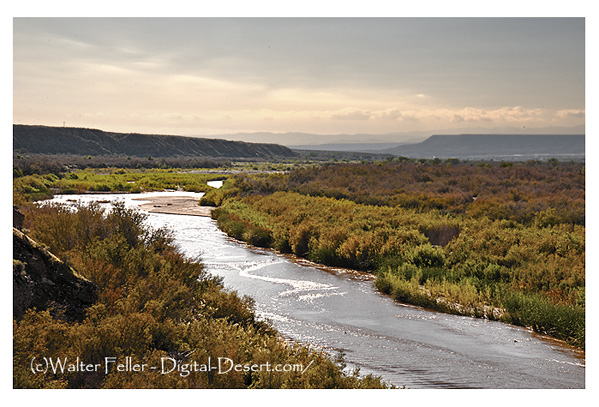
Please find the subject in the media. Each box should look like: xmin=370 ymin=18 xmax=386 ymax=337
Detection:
xmin=13 ymin=16 xmax=586 ymax=144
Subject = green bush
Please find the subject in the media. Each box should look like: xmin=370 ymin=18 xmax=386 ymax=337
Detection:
xmin=14 ymin=201 xmax=389 ymax=389
xmin=242 ymin=226 xmax=273 ymax=248
xmin=210 ymin=183 xmax=584 ymax=348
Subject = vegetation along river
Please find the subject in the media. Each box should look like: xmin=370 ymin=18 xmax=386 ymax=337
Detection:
xmin=49 ymin=190 xmax=585 ymax=389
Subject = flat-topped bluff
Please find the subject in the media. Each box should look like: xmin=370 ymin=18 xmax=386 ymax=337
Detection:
xmin=13 ymin=124 xmax=297 ymax=159
xmin=387 ymin=134 xmax=585 ymax=159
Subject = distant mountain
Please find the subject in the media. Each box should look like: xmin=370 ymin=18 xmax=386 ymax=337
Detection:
xmin=217 ymin=132 xmax=426 ymax=146
xmin=210 ymin=125 xmax=584 ymax=146
xmin=13 ymin=125 xmax=297 ymax=159
xmin=289 ymin=142 xmax=405 ymax=153
xmin=385 ymin=134 xmax=585 ymax=160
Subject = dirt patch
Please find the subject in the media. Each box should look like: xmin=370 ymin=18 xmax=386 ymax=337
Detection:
xmin=133 ymin=196 xmax=214 ymax=217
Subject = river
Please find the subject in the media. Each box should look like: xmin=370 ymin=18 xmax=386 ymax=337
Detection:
xmin=49 ymin=191 xmax=585 ymax=389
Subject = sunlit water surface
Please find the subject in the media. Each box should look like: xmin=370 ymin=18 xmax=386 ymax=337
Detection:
xmin=49 ymin=192 xmax=585 ymax=389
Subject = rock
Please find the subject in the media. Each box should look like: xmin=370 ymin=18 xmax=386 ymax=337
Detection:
xmin=13 ymin=207 xmax=24 ymax=230
xmin=13 ymin=228 xmax=97 ymax=322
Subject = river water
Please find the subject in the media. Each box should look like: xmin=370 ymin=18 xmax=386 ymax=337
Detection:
xmin=49 ymin=191 xmax=585 ymax=389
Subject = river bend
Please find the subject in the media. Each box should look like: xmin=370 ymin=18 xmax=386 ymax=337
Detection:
xmin=49 ymin=192 xmax=585 ymax=389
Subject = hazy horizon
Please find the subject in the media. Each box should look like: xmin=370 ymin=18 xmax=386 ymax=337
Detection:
xmin=13 ymin=17 xmax=585 ymax=145
xmin=12 ymin=122 xmax=585 ymax=148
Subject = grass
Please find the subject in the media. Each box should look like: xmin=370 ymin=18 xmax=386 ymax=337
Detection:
xmin=14 ymin=168 xmax=230 ymax=205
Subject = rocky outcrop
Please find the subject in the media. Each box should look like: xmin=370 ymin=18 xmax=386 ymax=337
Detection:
xmin=13 ymin=228 xmax=97 ymax=322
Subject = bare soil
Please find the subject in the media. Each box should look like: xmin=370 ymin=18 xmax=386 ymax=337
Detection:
xmin=132 ymin=196 xmax=213 ymax=217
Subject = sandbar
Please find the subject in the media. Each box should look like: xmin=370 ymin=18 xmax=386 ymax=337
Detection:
xmin=132 ymin=196 xmax=214 ymax=217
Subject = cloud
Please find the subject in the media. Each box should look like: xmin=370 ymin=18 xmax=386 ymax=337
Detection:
xmin=13 ymin=21 xmax=584 ymax=136
xmin=447 ymin=106 xmax=544 ymax=123
xmin=556 ymin=109 xmax=585 ymax=119
xmin=330 ymin=110 xmax=372 ymax=120
xmin=378 ymin=109 xmax=403 ymax=120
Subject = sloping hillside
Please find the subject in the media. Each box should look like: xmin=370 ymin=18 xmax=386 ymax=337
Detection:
xmin=386 ymin=134 xmax=585 ymax=160
xmin=13 ymin=226 xmax=97 ymax=322
xmin=13 ymin=125 xmax=297 ymax=159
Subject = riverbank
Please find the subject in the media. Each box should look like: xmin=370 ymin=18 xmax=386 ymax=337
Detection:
xmin=38 ymin=191 xmax=585 ymax=388
xmin=134 ymin=194 xmax=584 ymax=353
xmin=154 ymin=202 xmax=585 ymax=388
xmin=15 ymin=195 xmax=389 ymax=389
xmin=210 ymin=190 xmax=585 ymax=349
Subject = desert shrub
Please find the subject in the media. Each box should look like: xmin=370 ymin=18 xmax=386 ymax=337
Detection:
xmin=211 ymin=179 xmax=584 ymax=348
xmin=242 ymin=226 xmax=273 ymax=248
xmin=163 ymin=161 xmax=585 ymax=348
xmin=15 ymin=201 xmax=389 ymax=388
